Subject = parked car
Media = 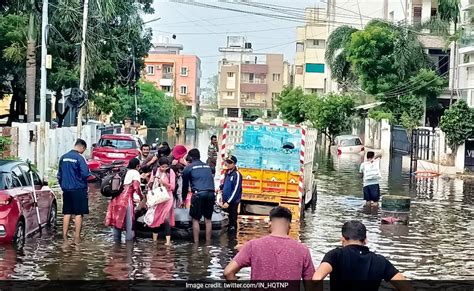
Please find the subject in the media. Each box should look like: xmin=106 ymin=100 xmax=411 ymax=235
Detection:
xmin=90 ymin=134 xmax=142 ymax=165
xmin=331 ymin=135 xmax=364 ymax=155
xmin=0 ymin=160 xmax=57 ymax=246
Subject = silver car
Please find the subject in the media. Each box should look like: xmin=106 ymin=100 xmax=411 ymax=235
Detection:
xmin=332 ymin=135 xmax=364 ymax=155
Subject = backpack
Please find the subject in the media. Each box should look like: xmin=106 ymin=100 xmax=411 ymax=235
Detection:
xmin=101 ymin=168 xmax=127 ymax=198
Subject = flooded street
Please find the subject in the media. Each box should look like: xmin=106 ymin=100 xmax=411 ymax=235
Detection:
xmin=1 ymin=130 xmax=473 ymax=280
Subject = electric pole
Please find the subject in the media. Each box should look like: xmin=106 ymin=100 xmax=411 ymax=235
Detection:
xmin=38 ymin=0 xmax=48 ymax=177
xmin=77 ymin=0 xmax=89 ymax=138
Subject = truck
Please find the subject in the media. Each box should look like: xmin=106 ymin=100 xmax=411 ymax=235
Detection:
xmin=219 ymin=120 xmax=317 ymax=224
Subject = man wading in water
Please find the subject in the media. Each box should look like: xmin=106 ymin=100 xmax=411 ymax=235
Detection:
xmin=359 ymin=151 xmax=382 ymax=206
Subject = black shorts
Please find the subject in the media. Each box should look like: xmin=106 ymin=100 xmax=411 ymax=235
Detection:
xmin=63 ymin=189 xmax=89 ymax=215
xmin=189 ymin=191 xmax=215 ymax=220
xmin=363 ymin=184 xmax=380 ymax=202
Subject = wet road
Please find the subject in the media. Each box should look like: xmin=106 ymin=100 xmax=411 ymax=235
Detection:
xmin=0 ymin=130 xmax=473 ymax=280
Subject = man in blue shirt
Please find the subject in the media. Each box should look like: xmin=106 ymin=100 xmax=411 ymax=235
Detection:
xmin=181 ymin=148 xmax=215 ymax=243
xmin=57 ymin=139 xmax=90 ymax=241
xmin=220 ymin=155 xmax=242 ymax=234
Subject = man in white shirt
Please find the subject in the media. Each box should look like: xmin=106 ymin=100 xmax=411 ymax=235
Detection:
xmin=359 ymin=151 xmax=382 ymax=206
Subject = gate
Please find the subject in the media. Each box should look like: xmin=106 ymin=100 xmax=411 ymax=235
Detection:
xmin=410 ymin=128 xmax=436 ymax=174
xmin=391 ymin=125 xmax=410 ymax=155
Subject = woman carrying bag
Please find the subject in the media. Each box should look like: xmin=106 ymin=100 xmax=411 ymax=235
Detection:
xmin=105 ymin=158 xmax=144 ymax=242
xmin=145 ymin=157 xmax=176 ymax=245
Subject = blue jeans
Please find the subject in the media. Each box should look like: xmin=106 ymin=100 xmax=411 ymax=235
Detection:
xmin=113 ymin=200 xmax=134 ymax=242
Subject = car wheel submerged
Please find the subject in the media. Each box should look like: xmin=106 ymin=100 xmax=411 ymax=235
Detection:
xmin=13 ymin=220 xmax=25 ymax=247
xmin=47 ymin=202 xmax=57 ymax=228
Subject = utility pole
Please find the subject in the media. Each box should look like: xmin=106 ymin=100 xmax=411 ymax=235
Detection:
xmin=26 ymin=0 xmax=37 ymax=123
xmin=38 ymin=0 xmax=48 ymax=177
xmin=76 ymin=0 xmax=89 ymax=138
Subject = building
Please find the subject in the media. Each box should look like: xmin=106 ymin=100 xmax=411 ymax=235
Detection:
xmin=217 ymin=36 xmax=289 ymax=118
xmin=294 ymin=8 xmax=332 ymax=94
xmin=143 ymin=39 xmax=201 ymax=115
xmin=458 ymin=0 xmax=474 ymax=108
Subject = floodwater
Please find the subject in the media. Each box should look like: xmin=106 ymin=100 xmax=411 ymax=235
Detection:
xmin=0 ymin=129 xmax=473 ymax=280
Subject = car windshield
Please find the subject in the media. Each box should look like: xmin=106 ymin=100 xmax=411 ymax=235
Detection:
xmin=340 ymin=138 xmax=362 ymax=146
xmin=99 ymin=139 xmax=135 ymax=149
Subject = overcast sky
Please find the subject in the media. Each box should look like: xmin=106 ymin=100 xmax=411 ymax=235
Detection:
xmin=143 ymin=0 xmax=326 ymax=87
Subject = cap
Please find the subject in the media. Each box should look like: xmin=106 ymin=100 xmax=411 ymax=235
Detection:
xmin=225 ymin=155 xmax=238 ymax=164
xmin=172 ymin=145 xmax=188 ymax=160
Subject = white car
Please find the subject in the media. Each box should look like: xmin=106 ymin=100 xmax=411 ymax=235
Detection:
xmin=332 ymin=135 xmax=364 ymax=155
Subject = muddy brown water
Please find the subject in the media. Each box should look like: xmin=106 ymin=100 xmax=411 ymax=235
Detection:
xmin=0 ymin=130 xmax=472 ymax=280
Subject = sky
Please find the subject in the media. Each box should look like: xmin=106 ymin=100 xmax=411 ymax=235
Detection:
xmin=142 ymin=0 xmax=326 ymax=87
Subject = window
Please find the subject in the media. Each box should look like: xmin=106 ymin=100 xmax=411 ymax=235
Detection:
xmin=389 ymin=11 xmax=394 ymax=22
xmin=305 ymin=63 xmax=325 ymax=73
xmin=162 ymin=86 xmax=172 ymax=92
xmin=272 ymin=74 xmax=281 ymax=82
xmin=146 ymin=65 xmax=155 ymax=75
xmin=180 ymin=67 xmax=188 ymax=76
xmin=180 ymin=85 xmax=188 ymax=95
xmin=12 ymin=166 xmax=28 ymax=186
xmin=99 ymin=139 xmax=136 ymax=149
xmin=163 ymin=66 xmax=172 ymax=74
xmin=296 ymin=65 xmax=303 ymax=75
xmin=413 ymin=6 xmax=422 ymax=25
xmin=227 ymin=72 xmax=235 ymax=78
xmin=296 ymin=42 xmax=304 ymax=52
xmin=19 ymin=164 xmax=39 ymax=186
xmin=272 ymin=92 xmax=279 ymax=100
xmin=224 ymin=91 xmax=234 ymax=99
xmin=307 ymin=39 xmax=325 ymax=48
xmin=249 ymin=73 xmax=254 ymax=83
xmin=310 ymin=88 xmax=324 ymax=95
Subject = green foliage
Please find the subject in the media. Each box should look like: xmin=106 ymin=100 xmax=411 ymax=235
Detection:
xmin=111 ymin=81 xmax=176 ymax=128
xmin=304 ymin=94 xmax=355 ymax=142
xmin=439 ymin=100 xmax=474 ymax=149
xmin=368 ymin=110 xmax=394 ymax=122
xmin=0 ymin=136 xmax=12 ymax=152
xmin=275 ymin=87 xmax=309 ymax=123
xmin=325 ymin=25 xmax=359 ymax=90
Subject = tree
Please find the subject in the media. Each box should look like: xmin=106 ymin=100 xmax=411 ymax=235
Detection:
xmin=439 ymin=100 xmax=474 ymax=153
xmin=304 ymin=93 xmax=355 ymax=144
xmin=325 ymin=25 xmax=359 ymax=92
xmin=275 ymin=87 xmax=309 ymax=123
xmin=0 ymin=13 xmax=27 ymax=125
xmin=26 ymin=0 xmax=37 ymax=122
xmin=111 ymin=81 xmax=175 ymax=128
xmin=47 ymin=0 xmax=153 ymax=126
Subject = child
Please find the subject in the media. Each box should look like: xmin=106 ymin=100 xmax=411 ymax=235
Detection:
xmin=359 ymin=151 xmax=382 ymax=206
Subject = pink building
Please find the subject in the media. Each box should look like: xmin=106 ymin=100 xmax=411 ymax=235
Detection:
xmin=144 ymin=43 xmax=201 ymax=114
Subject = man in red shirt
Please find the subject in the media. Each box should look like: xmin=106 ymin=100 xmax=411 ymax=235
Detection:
xmin=224 ymin=206 xmax=315 ymax=280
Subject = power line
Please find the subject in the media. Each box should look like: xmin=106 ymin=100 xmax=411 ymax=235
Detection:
xmin=152 ymin=26 xmax=296 ymax=35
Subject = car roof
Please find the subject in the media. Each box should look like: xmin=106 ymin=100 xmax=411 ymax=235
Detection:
xmin=100 ymin=134 xmax=135 ymax=140
xmin=336 ymin=135 xmax=361 ymax=140
xmin=0 ymin=160 xmax=25 ymax=172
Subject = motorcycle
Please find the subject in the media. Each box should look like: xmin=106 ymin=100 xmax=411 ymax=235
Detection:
xmin=88 ymin=160 xmax=126 ymax=182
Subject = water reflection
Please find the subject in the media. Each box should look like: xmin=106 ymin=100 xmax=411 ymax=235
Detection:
xmin=1 ymin=130 xmax=472 ymax=280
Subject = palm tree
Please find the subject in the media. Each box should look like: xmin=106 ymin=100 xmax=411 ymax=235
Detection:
xmin=325 ymin=25 xmax=359 ymax=92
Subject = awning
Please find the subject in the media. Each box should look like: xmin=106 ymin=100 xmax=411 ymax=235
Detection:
xmin=354 ymin=101 xmax=384 ymax=110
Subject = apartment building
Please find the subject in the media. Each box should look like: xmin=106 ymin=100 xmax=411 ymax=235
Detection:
xmin=294 ymin=8 xmax=332 ymax=94
xmin=144 ymin=40 xmax=201 ymax=114
xmin=458 ymin=0 xmax=474 ymax=108
xmin=217 ymin=36 xmax=289 ymax=118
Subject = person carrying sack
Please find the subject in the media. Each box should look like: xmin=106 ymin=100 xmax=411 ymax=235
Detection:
xmin=359 ymin=151 xmax=382 ymax=206
xmin=145 ymin=157 xmax=176 ymax=245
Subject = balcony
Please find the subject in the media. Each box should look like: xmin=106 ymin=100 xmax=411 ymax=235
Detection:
xmin=240 ymin=83 xmax=267 ymax=93
xmin=241 ymin=100 xmax=266 ymax=108
xmin=162 ymin=72 xmax=174 ymax=79
xmin=159 ymin=79 xmax=173 ymax=86
xmin=241 ymin=64 xmax=268 ymax=74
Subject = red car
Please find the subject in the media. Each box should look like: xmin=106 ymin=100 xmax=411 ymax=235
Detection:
xmin=0 ymin=160 xmax=57 ymax=246
xmin=90 ymin=134 xmax=143 ymax=166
